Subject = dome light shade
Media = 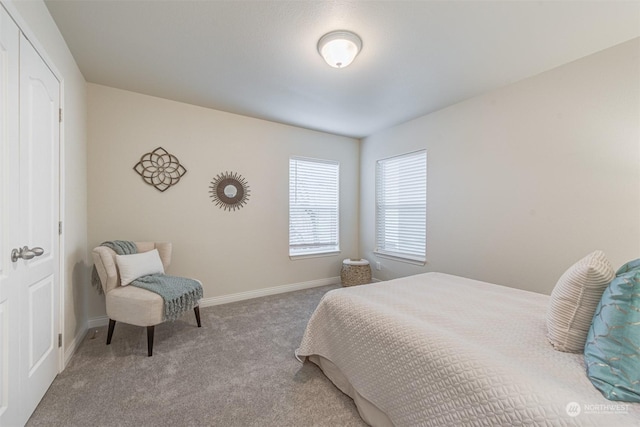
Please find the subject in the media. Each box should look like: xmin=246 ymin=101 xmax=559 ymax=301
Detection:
xmin=317 ymin=30 xmax=362 ymax=68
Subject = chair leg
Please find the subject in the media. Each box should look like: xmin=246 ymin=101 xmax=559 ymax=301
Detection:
xmin=194 ymin=306 xmax=202 ymax=327
xmin=147 ymin=326 xmax=154 ymax=357
xmin=106 ymin=319 xmax=116 ymax=345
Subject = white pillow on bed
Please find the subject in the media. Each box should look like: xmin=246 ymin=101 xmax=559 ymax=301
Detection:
xmin=116 ymin=249 xmax=165 ymax=286
xmin=546 ymin=250 xmax=614 ymax=353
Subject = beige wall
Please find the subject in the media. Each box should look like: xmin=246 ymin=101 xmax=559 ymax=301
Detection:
xmin=5 ymin=1 xmax=88 ymax=351
xmin=13 ymin=0 xmax=637 ymax=332
xmin=87 ymin=84 xmax=359 ymax=318
xmin=360 ymin=38 xmax=640 ymax=295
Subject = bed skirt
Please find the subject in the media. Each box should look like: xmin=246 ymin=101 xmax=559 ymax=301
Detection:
xmin=307 ymin=355 xmax=394 ymax=427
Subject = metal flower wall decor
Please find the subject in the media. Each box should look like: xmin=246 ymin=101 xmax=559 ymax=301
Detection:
xmin=209 ymin=171 xmax=250 ymax=211
xmin=134 ymin=147 xmax=187 ymax=192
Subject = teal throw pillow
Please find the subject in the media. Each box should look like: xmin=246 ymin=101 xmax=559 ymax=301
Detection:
xmin=616 ymin=258 xmax=640 ymax=276
xmin=584 ymin=269 xmax=640 ymax=402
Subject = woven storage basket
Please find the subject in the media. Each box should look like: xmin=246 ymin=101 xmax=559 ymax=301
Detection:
xmin=341 ymin=259 xmax=372 ymax=287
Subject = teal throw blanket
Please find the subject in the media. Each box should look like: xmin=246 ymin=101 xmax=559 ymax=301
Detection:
xmin=91 ymin=240 xmax=138 ymax=294
xmin=131 ymin=274 xmax=203 ymax=322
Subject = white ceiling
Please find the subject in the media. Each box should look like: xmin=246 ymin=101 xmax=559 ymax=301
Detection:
xmin=45 ymin=0 xmax=640 ymax=138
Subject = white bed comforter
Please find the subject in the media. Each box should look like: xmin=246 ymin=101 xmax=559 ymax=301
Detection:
xmin=297 ymin=273 xmax=640 ymax=426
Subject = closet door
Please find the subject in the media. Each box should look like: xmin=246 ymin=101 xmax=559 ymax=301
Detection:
xmin=0 ymin=5 xmax=60 ymax=425
xmin=0 ymin=5 xmax=20 ymax=427
xmin=18 ymin=32 xmax=60 ymax=424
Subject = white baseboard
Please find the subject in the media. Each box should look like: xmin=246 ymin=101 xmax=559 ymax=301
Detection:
xmin=199 ymin=276 xmax=340 ymax=307
xmin=88 ymin=315 xmax=110 ymax=328
xmin=63 ymin=327 xmax=86 ymax=368
xmin=84 ymin=277 xmax=339 ymax=328
xmin=62 ymin=316 xmax=109 ymax=370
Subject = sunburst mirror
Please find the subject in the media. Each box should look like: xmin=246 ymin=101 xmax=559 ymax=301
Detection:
xmin=209 ymin=171 xmax=250 ymax=211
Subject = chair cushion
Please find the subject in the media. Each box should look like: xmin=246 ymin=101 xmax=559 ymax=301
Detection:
xmin=106 ymin=286 xmax=164 ymax=326
xmin=116 ymin=249 xmax=165 ymax=286
xmin=92 ymin=242 xmax=172 ymax=294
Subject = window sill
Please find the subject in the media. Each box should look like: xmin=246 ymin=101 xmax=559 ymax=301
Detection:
xmin=374 ymin=251 xmax=426 ymax=266
xmin=289 ymin=250 xmax=341 ymax=261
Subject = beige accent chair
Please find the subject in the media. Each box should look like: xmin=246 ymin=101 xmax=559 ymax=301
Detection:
xmin=92 ymin=242 xmax=201 ymax=356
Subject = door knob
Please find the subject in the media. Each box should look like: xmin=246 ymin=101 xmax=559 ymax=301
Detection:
xmin=10 ymin=246 xmax=45 ymax=262
xmin=31 ymin=247 xmax=44 ymax=256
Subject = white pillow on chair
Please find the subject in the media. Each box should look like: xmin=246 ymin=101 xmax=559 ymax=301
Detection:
xmin=116 ymin=249 xmax=165 ymax=286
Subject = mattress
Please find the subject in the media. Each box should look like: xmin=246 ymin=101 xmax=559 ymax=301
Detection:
xmin=296 ymin=272 xmax=640 ymax=426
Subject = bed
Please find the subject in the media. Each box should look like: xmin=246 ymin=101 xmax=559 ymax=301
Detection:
xmin=296 ymin=272 xmax=640 ymax=426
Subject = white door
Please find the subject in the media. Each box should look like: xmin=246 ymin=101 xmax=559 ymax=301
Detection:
xmin=0 ymin=6 xmax=61 ymax=426
xmin=0 ymin=5 xmax=21 ymax=426
xmin=18 ymin=30 xmax=60 ymax=425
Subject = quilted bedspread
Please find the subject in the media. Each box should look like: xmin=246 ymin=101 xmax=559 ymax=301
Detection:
xmin=296 ymin=273 xmax=640 ymax=426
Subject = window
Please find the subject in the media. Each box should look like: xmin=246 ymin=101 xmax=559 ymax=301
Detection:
xmin=375 ymin=150 xmax=427 ymax=263
xmin=289 ymin=157 xmax=340 ymax=257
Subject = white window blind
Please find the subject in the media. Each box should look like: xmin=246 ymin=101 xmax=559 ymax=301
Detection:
xmin=289 ymin=157 xmax=340 ymax=257
xmin=375 ymin=150 xmax=427 ymax=263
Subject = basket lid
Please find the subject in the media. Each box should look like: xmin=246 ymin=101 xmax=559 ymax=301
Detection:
xmin=343 ymin=258 xmax=370 ymax=266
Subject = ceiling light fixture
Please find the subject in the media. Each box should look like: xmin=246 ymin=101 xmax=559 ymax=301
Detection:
xmin=317 ymin=30 xmax=362 ymax=69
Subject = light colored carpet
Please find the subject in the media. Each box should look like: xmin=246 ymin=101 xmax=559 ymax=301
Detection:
xmin=27 ymin=285 xmax=367 ymax=427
